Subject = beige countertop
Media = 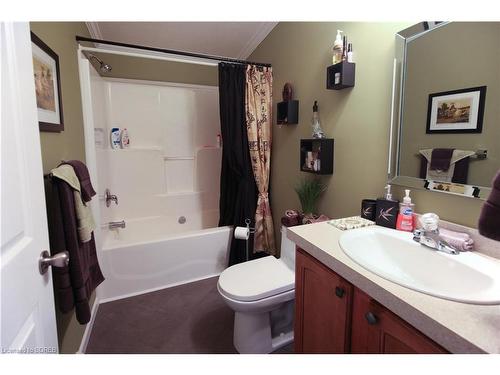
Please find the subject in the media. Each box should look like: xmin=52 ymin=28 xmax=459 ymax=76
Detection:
xmin=287 ymin=222 xmax=500 ymax=354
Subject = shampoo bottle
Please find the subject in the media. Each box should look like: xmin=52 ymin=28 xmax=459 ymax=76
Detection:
xmin=120 ymin=128 xmax=130 ymax=149
xmin=396 ymin=189 xmax=415 ymax=232
xmin=110 ymin=128 xmax=121 ymax=149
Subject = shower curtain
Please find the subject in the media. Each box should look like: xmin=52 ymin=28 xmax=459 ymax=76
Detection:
xmin=245 ymin=65 xmax=276 ymax=256
xmin=218 ymin=63 xmax=258 ymax=266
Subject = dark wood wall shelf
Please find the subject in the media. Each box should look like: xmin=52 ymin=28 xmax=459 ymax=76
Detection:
xmin=327 ymin=61 xmax=355 ymax=90
xmin=300 ymin=138 xmax=334 ymax=175
xmin=277 ymin=100 xmax=299 ymax=125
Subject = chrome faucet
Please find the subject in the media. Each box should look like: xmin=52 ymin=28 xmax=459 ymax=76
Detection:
xmin=412 ymin=213 xmax=459 ymax=255
xmin=108 ymin=220 xmax=126 ymax=230
xmin=105 ymin=189 xmax=118 ymax=207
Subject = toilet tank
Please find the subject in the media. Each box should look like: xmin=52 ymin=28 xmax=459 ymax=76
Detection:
xmin=280 ymin=226 xmax=296 ymax=270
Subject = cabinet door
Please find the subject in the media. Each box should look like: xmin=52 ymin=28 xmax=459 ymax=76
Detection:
xmin=351 ymin=288 xmax=447 ymax=354
xmin=295 ymin=249 xmax=353 ymax=353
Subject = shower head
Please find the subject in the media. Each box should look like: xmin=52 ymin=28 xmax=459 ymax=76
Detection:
xmin=88 ymin=53 xmax=112 ymax=73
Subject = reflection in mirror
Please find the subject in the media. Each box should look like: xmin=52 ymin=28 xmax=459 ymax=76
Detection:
xmin=392 ymin=22 xmax=500 ymax=199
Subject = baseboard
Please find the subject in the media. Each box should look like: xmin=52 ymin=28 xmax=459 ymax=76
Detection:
xmin=76 ymin=297 xmax=100 ymax=354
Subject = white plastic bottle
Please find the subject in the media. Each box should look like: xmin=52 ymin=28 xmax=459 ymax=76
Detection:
xmin=332 ymin=30 xmax=344 ymax=65
xmin=347 ymin=43 xmax=354 ymax=63
xmin=110 ymin=128 xmax=121 ymax=149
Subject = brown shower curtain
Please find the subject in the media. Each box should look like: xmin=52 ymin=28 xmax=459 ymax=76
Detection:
xmin=245 ymin=65 xmax=276 ymax=255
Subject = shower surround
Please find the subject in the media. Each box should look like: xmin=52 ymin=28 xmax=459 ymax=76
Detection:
xmin=87 ymin=66 xmax=229 ymax=302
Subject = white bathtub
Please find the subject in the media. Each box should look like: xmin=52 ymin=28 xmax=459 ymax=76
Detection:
xmin=98 ymin=210 xmax=232 ymax=302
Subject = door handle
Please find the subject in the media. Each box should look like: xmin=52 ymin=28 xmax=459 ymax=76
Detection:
xmin=39 ymin=250 xmax=69 ymax=275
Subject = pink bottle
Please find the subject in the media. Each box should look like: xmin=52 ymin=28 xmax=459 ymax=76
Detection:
xmin=396 ymin=189 xmax=415 ymax=232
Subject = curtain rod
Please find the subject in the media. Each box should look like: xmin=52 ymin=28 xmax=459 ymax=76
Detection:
xmin=75 ymin=36 xmax=272 ymax=68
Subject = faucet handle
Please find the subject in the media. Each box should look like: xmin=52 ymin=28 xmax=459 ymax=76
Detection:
xmin=420 ymin=213 xmax=439 ymax=231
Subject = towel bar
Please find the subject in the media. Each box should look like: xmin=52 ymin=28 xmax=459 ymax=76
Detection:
xmin=415 ymin=149 xmax=487 ymax=160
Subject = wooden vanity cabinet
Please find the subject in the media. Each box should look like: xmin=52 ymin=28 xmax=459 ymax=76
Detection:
xmin=295 ymin=248 xmax=353 ymax=353
xmin=350 ymin=288 xmax=447 ymax=353
xmin=295 ymin=248 xmax=448 ymax=354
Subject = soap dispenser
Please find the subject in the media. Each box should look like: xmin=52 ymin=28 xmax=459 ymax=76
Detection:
xmin=396 ymin=189 xmax=415 ymax=232
xmin=332 ymin=30 xmax=344 ymax=64
xmin=375 ymin=184 xmax=400 ymax=229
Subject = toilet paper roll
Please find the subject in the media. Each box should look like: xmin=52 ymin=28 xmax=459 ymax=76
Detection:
xmin=234 ymin=226 xmax=250 ymax=240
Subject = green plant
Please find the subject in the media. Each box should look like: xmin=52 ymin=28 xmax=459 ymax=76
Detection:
xmin=294 ymin=177 xmax=327 ymax=214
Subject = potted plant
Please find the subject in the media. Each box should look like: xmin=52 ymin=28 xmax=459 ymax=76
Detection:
xmin=294 ymin=177 xmax=327 ymax=223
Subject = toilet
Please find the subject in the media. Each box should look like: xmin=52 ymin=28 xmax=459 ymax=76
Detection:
xmin=217 ymin=226 xmax=296 ymax=354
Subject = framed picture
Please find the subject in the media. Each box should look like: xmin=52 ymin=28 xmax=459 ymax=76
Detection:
xmin=426 ymin=86 xmax=486 ymax=134
xmin=31 ymin=32 xmax=64 ymax=132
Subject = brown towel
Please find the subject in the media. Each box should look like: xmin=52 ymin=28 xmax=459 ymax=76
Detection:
xmin=45 ymin=177 xmax=104 ymax=324
xmin=281 ymin=216 xmax=301 ymax=227
xmin=478 ymin=170 xmax=500 ymax=241
xmin=430 ymin=148 xmax=455 ymax=171
xmin=62 ymin=160 xmax=96 ymax=203
xmin=420 ymin=155 xmax=471 ymax=184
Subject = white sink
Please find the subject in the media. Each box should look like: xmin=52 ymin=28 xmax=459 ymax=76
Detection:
xmin=338 ymin=226 xmax=500 ymax=305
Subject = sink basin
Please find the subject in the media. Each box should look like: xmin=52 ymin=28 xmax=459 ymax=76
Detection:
xmin=338 ymin=226 xmax=500 ymax=304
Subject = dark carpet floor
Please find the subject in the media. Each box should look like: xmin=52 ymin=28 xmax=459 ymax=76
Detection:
xmin=85 ymin=276 xmax=293 ymax=354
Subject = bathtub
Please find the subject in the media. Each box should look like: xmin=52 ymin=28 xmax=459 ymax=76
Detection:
xmin=97 ymin=209 xmax=232 ymax=302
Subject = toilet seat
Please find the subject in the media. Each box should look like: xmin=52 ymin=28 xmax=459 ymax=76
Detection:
xmin=218 ymin=256 xmax=295 ymax=302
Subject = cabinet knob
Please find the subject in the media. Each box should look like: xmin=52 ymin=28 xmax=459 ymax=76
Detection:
xmin=365 ymin=311 xmax=378 ymax=325
xmin=335 ymin=286 xmax=345 ymax=298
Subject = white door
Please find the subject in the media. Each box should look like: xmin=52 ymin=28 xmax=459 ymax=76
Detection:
xmin=1 ymin=22 xmax=59 ymax=354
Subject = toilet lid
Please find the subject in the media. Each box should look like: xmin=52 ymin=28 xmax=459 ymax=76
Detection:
xmin=218 ymin=256 xmax=295 ymax=302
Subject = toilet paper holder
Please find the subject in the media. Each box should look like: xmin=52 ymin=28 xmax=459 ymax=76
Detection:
xmin=234 ymin=218 xmax=255 ymax=262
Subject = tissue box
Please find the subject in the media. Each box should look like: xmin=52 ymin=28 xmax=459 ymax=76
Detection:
xmin=375 ymin=199 xmax=399 ymax=229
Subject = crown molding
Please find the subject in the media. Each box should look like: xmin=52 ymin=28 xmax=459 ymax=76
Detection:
xmin=236 ymin=22 xmax=278 ymax=59
xmin=85 ymin=22 xmax=103 ymax=39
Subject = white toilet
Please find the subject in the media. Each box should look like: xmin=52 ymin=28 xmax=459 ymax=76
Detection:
xmin=217 ymin=226 xmax=295 ymax=354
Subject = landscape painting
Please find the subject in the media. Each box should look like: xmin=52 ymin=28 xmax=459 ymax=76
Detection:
xmin=33 ymin=56 xmax=56 ymax=111
xmin=426 ymin=86 xmax=486 ymax=134
xmin=31 ymin=32 xmax=64 ymax=132
xmin=436 ymin=97 xmax=471 ymax=124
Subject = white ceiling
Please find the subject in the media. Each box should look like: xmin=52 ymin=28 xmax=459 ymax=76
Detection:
xmin=86 ymin=22 xmax=277 ymax=59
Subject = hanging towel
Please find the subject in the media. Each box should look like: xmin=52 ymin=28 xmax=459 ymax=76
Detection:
xmin=51 ymin=164 xmax=95 ymax=243
xmin=478 ymin=170 xmax=500 ymax=241
xmin=62 ymin=160 xmax=96 ymax=202
xmin=45 ymin=176 xmax=104 ymax=324
xmin=419 ymin=149 xmax=475 ymax=183
xmin=430 ymin=148 xmax=455 ymax=171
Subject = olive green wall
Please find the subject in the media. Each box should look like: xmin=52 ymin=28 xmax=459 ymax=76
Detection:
xmin=30 ymin=22 xmax=93 ymax=354
xmin=30 ymin=22 xmax=90 ymax=174
xmin=249 ymin=22 xmax=485 ymax=252
xmin=89 ymin=52 xmax=218 ymax=86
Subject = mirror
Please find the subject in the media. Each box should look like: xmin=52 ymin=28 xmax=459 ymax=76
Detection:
xmin=390 ymin=22 xmax=500 ymax=199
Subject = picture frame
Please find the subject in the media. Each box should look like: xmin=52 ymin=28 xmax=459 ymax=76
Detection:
xmin=31 ymin=32 xmax=64 ymax=132
xmin=426 ymin=86 xmax=486 ymax=134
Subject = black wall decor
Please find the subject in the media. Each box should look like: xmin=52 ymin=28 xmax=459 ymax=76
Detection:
xmin=277 ymin=82 xmax=299 ymax=125
xmin=300 ymin=138 xmax=334 ymax=175
xmin=327 ymin=61 xmax=355 ymax=90
xmin=277 ymin=100 xmax=299 ymax=125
